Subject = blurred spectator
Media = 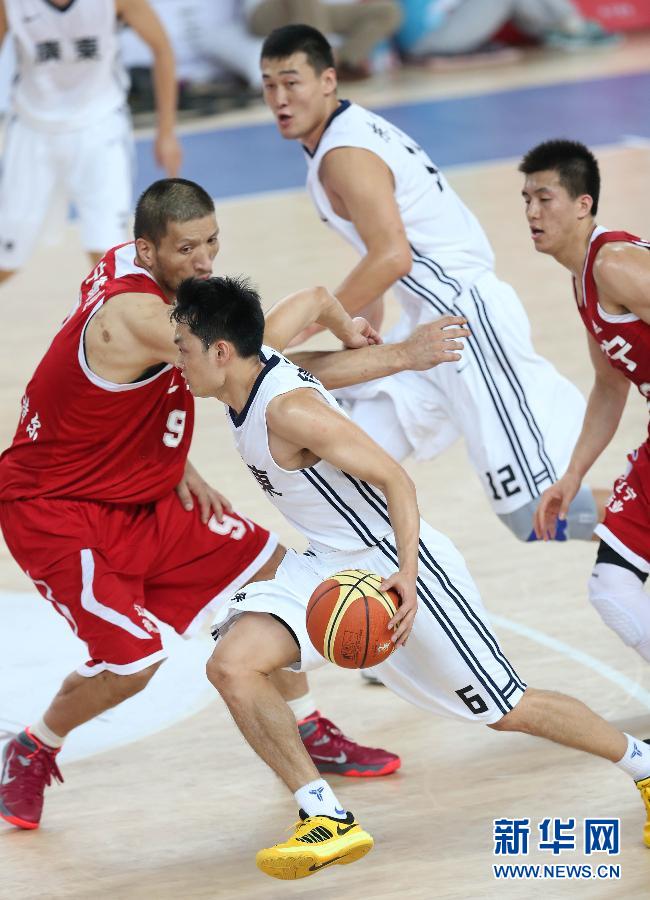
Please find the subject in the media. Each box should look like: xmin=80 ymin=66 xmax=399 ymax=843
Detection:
xmin=122 ymin=0 xmax=264 ymax=107
xmin=244 ymin=0 xmax=402 ymax=79
xmin=0 ymin=0 xmax=181 ymax=284
xmin=396 ymin=0 xmax=619 ymax=59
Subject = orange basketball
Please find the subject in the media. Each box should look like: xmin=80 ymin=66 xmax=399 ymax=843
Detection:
xmin=306 ymin=569 xmax=399 ymax=669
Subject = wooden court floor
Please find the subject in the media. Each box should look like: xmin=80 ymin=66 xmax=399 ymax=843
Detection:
xmin=2 ymin=43 xmax=650 ymax=900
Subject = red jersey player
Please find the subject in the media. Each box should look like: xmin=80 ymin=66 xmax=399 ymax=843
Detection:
xmin=520 ymin=140 xmax=650 ymax=663
xmin=1 ymin=178 xmax=451 ymax=830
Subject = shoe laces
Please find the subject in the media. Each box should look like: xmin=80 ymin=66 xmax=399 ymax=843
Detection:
xmin=313 ymin=716 xmax=355 ymax=748
xmin=21 ymin=745 xmax=64 ymax=792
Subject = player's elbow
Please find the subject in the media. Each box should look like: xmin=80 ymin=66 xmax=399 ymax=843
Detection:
xmin=386 ymin=246 xmax=412 ymax=280
xmin=382 ymin=463 xmax=417 ymax=504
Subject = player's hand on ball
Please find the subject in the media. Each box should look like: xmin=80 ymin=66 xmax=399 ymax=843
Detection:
xmin=381 ymin=570 xmax=418 ymax=646
xmin=342 ymin=316 xmax=383 ymax=349
xmin=176 ymin=459 xmax=233 ymax=524
xmin=534 ymin=473 xmax=581 ymax=540
xmin=402 ymin=316 xmax=470 ymax=369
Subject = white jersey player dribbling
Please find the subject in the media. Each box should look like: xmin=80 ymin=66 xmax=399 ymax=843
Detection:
xmin=213 ymin=347 xmax=526 ymax=721
xmin=304 ymin=101 xmax=594 ymax=540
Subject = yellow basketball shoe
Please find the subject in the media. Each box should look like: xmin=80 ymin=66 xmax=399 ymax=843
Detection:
xmin=636 ymin=775 xmax=650 ymax=847
xmin=256 ymin=810 xmax=373 ymax=880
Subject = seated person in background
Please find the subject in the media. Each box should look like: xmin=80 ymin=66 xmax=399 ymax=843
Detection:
xmin=396 ymin=0 xmax=618 ymax=62
xmin=244 ymin=0 xmax=402 ymax=79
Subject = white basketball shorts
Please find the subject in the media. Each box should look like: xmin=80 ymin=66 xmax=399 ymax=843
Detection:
xmin=213 ymin=521 xmax=526 ymax=724
xmin=338 ymin=271 xmax=586 ymax=515
xmin=0 ymin=106 xmax=133 ymax=268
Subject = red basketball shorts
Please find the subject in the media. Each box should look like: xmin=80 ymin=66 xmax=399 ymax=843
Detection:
xmin=595 ymin=437 xmax=650 ymax=573
xmin=0 ymin=493 xmax=278 ymax=675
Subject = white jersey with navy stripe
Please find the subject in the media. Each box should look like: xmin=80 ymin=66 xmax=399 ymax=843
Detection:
xmin=216 ymin=351 xmax=528 ymax=721
xmin=226 ymin=346 xmax=393 ymax=554
xmin=304 ymin=102 xmax=589 ymax=517
xmin=304 ymin=101 xmax=494 ymax=332
xmin=6 ymin=0 xmax=127 ymax=130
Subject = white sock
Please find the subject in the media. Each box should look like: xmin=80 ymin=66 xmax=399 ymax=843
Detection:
xmin=288 ymin=692 xmax=317 ymax=723
xmin=29 ymin=718 xmax=64 ymax=750
xmin=294 ymin=779 xmax=346 ymax=818
xmin=615 ymin=734 xmax=650 ymax=781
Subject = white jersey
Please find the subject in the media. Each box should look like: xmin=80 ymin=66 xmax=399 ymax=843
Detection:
xmin=304 ymin=101 xmax=494 ymax=333
xmin=226 ymin=347 xmax=393 ymax=554
xmin=5 ymin=0 xmax=127 ymax=131
xmin=215 ymin=346 xmax=527 ymax=722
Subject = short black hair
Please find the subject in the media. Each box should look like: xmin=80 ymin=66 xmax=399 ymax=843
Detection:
xmin=172 ymin=275 xmax=265 ymax=358
xmin=519 ymin=140 xmax=601 ymax=215
xmin=134 ymin=178 xmax=215 ymax=245
xmin=261 ymin=24 xmax=335 ymax=73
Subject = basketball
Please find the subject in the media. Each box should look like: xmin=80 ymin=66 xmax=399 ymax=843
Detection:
xmin=306 ymin=569 xmax=399 ymax=669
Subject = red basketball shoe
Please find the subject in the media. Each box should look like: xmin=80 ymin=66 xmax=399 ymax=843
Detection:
xmin=299 ymin=712 xmax=400 ymax=777
xmin=0 ymin=729 xmax=63 ymax=829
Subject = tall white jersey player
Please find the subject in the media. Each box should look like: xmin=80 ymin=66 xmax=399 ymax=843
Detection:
xmin=0 ymin=0 xmax=181 ymax=285
xmin=260 ymin=24 xmax=606 ymax=544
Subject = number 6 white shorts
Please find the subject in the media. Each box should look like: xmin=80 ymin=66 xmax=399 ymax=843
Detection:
xmin=213 ymin=520 xmax=526 ymax=724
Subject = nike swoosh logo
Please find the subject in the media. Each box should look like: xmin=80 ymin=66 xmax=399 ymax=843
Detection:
xmin=336 ymin=823 xmax=357 ymax=836
xmin=308 ymin=855 xmax=345 ymax=871
xmin=1 ymin=751 xmax=15 ymax=785
xmin=167 ymin=385 xmax=179 ymax=394
xmin=310 ymin=752 xmax=347 ymax=764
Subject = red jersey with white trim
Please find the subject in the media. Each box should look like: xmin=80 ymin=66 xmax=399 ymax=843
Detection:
xmin=0 ymin=243 xmax=193 ymax=503
xmin=575 ymin=226 xmax=650 ymax=418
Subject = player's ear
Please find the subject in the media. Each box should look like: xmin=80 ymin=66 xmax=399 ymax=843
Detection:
xmin=135 ymin=236 xmax=155 ymax=267
xmin=576 ymin=194 xmax=594 ymax=219
xmin=214 ymin=340 xmax=232 ymax=362
xmin=322 ymin=66 xmax=337 ymax=96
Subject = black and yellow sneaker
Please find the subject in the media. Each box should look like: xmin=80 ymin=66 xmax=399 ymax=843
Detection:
xmin=636 ymin=775 xmax=650 ymax=847
xmin=256 ymin=809 xmax=373 ymax=880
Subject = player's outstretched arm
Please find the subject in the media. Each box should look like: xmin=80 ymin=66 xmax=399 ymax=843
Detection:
xmin=267 ymin=391 xmax=419 ymax=645
xmin=594 ymin=243 xmax=650 ymax=325
xmin=263 ymin=285 xmax=381 ymax=353
xmin=534 ymin=332 xmax=629 ymax=539
xmin=320 ymin=147 xmax=412 ymax=316
xmin=118 ymin=0 xmax=182 ymax=177
xmin=291 ymin=315 xmax=470 ymax=390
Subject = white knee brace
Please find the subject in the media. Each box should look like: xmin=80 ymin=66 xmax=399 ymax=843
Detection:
xmin=588 ymin=562 xmax=650 ymax=661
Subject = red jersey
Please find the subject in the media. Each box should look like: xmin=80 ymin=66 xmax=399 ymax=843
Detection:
xmin=0 ymin=243 xmax=194 ymax=503
xmin=575 ymin=226 xmax=650 ymax=417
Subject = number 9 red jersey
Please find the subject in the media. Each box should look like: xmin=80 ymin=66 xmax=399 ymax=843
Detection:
xmin=0 ymin=243 xmax=194 ymax=503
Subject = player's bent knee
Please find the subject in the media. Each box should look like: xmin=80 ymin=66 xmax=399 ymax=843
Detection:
xmin=100 ymin=662 xmax=162 ymax=702
xmin=498 ymin=486 xmax=598 ymax=542
xmin=208 ymin=612 xmax=300 ymax=690
xmin=487 ymin=689 xmax=535 ymax=732
xmin=497 ymin=502 xmax=539 ymax=542
xmin=206 ymin=648 xmax=238 ymax=692
xmin=588 ymin=560 xmax=650 ymax=660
